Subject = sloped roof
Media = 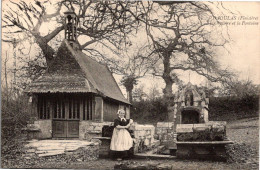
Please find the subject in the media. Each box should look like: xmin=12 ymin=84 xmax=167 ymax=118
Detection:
xmin=174 ymin=82 xmax=202 ymax=103
xmin=25 ymin=40 xmax=130 ymax=104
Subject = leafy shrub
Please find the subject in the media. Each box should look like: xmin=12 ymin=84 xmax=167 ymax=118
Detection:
xmin=131 ymin=95 xmax=258 ymax=123
xmin=1 ymin=89 xmax=33 ymax=143
xmin=131 ymin=97 xmax=168 ymax=124
xmin=209 ymin=95 xmax=258 ymax=121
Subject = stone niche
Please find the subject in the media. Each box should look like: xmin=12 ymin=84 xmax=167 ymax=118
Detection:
xmin=174 ymin=82 xmax=209 ymax=124
xmin=155 ymin=83 xmax=209 ymax=145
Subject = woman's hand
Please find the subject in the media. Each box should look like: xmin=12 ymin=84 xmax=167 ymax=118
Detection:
xmin=126 ymin=119 xmax=133 ymax=129
xmin=116 ymin=125 xmax=129 ymax=129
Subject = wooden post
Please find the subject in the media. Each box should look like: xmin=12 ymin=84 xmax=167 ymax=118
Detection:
xmin=91 ymin=94 xmax=95 ymax=120
xmin=32 ymin=94 xmax=38 ymax=120
xmin=126 ymin=105 xmax=130 ymax=119
xmin=80 ymin=95 xmax=83 ymax=121
xmin=65 ymin=96 xmax=69 ymax=120
xmin=85 ymin=97 xmax=88 ymax=120
xmin=94 ymin=96 xmax=103 ymax=122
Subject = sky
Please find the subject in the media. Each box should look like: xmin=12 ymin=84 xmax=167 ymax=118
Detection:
xmin=114 ymin=2 xmax=260 ymax=96
xmin=1 ymin=1 xmax=260 ymax=97
xmin=218 ymin=2 xmax=259 ymax=83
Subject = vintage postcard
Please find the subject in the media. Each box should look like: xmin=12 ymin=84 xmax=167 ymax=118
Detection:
xmin=1 ymin=1 xmax=259 ymax=169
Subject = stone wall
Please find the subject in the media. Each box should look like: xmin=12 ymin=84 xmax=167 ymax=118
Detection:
xmin=176 ymin=121 xmax=226 ymax=141
xmin=155 ymin=122 xmax=176 ymax=147
xmin=78 ymin=121 xmax=157 ymax=154
xmin=79 ymin=121 xmax=114 ymax=140
xmin=155 ymin=121 xmax=226 ymax=146
xmin=34 ymin=120 xmax=52 ymax=139
xmin=129 ymin=123 xmax=156 ymax=153
xmin=176 ymin=121 xmax=226 ymax=133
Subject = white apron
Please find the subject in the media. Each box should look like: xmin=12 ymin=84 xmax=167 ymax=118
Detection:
xmin=110 ymin=128 xmax=133 ymax=151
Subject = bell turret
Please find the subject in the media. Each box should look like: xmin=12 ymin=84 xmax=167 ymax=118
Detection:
xmin=64 ymin=11 xmax=78 ymax=42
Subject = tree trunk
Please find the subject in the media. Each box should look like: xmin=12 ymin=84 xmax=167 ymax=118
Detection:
xmin=126 ymin=88 xmax=133 ymax=104
xmin=164 ymin=78 xmax=174 ymax=98
xmin=161 ymin=52 xmax=175 ymax=122
xmin=4 ymin=53 xmax=9 ymax=104
xmin=162 ymin=53 xmax=174 ymax=98
xmin=34 ymin=34 xmax=55 ymax=66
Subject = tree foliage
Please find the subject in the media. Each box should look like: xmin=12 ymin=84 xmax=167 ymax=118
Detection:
xmin=137 ymin=2 xmax=234 ymax=97
xmin=2 ymin=0 xmax=141 ymax=65
xmin=220 ymin=79 xmax=259 ymax=98
xmin=3 ymin=1 xmax=238 ymax=101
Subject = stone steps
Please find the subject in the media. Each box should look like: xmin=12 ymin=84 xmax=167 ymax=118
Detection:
xmin=115 ymin=162 xmax=174 ymax=170
xmin=134 ymin=153 xmax=177 ymax=160
xmin=145 ymin=145 xmax=166 ymax=155
xmin=24 ymin=139 xmax=98 ymax=157
xmin=38 ymin=150 xmax=65 ymax=157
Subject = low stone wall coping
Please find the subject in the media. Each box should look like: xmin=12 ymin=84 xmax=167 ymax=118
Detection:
xmin=176 ymin=123 xmax=226 ymax=133
xmin=129 ymin=124 xmax=155 ymax=131
xmin=157 ymin=122 xmax=174 ymax=128
xmin=22 ymin=128 xmax=41 ymax=132
xmin=86 ymin=130 xmax=102 ymax=134
xmin=206 ymin=121 xmax=227 ymax=126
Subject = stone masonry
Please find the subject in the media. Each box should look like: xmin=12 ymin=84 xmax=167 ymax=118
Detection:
xmin=79 ymin=121 xmax=114 ymax=140
xmin=129 ymin=123 xmax=157 ymax=153
xmin=155 ymin=122 xmax=176 ymax=148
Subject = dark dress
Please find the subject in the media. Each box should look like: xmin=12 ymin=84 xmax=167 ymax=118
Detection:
xmin=110 ymin=118 xmax=133 ymax=159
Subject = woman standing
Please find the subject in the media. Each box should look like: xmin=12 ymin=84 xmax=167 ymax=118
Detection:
xmin=110 ymin=109 xmax=133 ymax=160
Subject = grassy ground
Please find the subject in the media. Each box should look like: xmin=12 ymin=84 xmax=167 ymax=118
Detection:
xmin=227 ymin=117 xmax=259 ymax=150
xmin=225 ymin=117 xmax=259 ymax=168
xmin=1 ymin=117 xmax=259 ymax=170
